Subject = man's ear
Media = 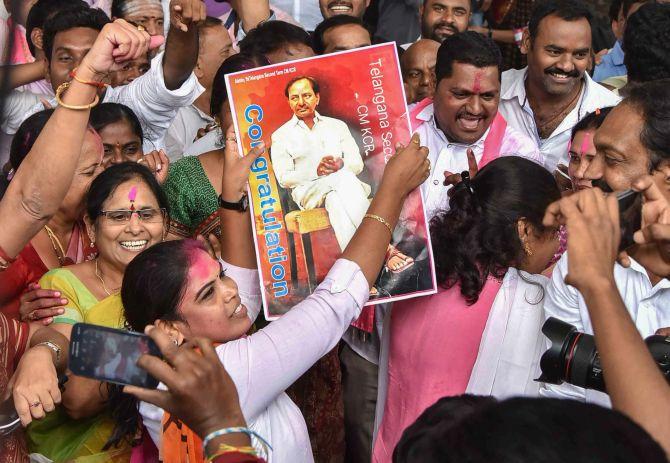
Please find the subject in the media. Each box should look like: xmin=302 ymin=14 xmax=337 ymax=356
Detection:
xmin=520 ymin=28 xmax=531 ymax=56
xmin=31 ymin=28 xmax=43 ymax=51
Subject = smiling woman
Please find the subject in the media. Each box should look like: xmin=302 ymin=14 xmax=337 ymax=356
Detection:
xmin=27 ymin=162 xmax=169 ymax=462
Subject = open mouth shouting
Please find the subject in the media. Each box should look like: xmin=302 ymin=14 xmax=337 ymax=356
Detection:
xmin=457 ymin=112 xmax=485 ymax=132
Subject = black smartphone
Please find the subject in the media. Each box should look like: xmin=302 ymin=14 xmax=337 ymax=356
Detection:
xmin=69 ymin=323 xmax=161 ymax=388
xmin=617 ymin=189 xmax=642 ymax=252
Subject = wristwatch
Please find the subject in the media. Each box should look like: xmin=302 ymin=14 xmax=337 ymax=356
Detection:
xmin=218 ymin=193 xmax=249 ymax=212
xmin=34 ymin=341 xmax=61 ymax=363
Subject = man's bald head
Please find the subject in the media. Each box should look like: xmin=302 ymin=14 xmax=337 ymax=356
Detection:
xmin=401 ymin=39 xmax=440 ymax=104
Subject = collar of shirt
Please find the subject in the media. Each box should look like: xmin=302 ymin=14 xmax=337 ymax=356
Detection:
xmin=289 ymin=111 xmax=323 ymax=130
xmin=610 ymin=40 xmax=625 ymax=67
xmin=625 ymin=256 xmax=670 ymax=296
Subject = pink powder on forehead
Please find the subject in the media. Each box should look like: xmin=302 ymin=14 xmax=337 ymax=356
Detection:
xmin=128 ymin=186 xmax=138 ymax=202
xmin=580 ymin=132 xmax=592 ymax=157
xmin=567 ymin=138 xmax=572 ymax=154
xmin=472 ymin=71 xmax=483 ymax=94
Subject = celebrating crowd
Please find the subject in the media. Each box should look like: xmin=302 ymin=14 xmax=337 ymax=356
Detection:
xmin=1 ymin=0 xmax=670 ymax=462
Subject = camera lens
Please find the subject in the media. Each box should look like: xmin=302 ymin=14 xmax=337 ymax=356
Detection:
xmin=538 ymin=318 xmax=605 ymax=393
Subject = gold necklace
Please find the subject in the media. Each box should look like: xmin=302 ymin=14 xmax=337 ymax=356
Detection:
xmin=95 ymin=259 xmax=119 ymax=296
xmin=44 ymin=225 xmax=66 ymax=266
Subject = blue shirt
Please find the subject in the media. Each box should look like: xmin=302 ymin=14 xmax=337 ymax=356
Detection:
xmin=593 ymin=41 xmax=627 ymax=82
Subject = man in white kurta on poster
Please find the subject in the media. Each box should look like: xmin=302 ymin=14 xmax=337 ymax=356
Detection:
xmin=271 ymin=76 xmax=414 ymax=272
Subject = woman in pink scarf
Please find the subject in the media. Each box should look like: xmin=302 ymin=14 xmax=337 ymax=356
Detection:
xmin=373 ymin=157 xmax=562 ymax=462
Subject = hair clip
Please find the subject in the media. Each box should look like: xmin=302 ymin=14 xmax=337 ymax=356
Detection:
xmin=595 ymin=107 xmax=601 ymax=116
xmin=461 ymin=170 xmax=474 ymax=194
xmin=6 ymin=168 xmax=14 ymax=181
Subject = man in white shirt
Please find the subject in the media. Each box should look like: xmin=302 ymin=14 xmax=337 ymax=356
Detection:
xmin=271 ymin=76 xmax=371 ymax=252
xmin=412 ymin=31 xmax=542 ymax=219
xmin=498 ymin=0 xmax=621 ymax=173
xmin=164 ymin=16 xmax=234 ymax=161
xmin=541 ymin=80 xmax=670 ymax=407
xmin=2 ymin=1 xmax=205 ymax=153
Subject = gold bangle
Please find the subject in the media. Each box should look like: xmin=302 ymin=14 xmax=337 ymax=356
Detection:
xmin=364 ymin=213 xmax=393 ymax=236
xmin=55 ymin=82 xmax=100 ymax=110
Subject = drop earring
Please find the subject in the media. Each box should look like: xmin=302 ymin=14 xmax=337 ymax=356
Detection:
xmin=524 ymin=242 xmax=533 ymax=256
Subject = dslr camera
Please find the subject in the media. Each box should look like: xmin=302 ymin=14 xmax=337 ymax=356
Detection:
xmin=538 ymin=317 xmax=670 ymax=393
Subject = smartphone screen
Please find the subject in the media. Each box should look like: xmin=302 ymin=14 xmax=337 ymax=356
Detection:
xmin=69 ymin=323 xmax=160 ymax=388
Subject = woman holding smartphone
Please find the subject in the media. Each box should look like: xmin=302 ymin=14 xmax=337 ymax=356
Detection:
xmin=113 ymin=130 xmax=430 ymax=462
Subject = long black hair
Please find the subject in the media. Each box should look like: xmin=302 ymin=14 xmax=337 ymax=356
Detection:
xmin=106 ymin=239 xmax=206 ymax=449
xmin=430 ymin=156 xmax=560 ymax=304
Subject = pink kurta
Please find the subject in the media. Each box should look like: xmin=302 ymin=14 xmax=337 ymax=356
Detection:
xmin=373 ymin=277 xmax=502 ymax=462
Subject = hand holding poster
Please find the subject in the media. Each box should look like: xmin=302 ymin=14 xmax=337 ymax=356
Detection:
xmin=225 ymin=43 xmax=437 ymax=320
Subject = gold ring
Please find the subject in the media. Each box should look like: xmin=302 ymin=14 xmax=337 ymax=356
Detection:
xmin=30 ymin=401 xmax=41 ymax=408
xmin=226 ymin=137 xmax=237 ymax=142
xmin=137 ymin=25 xmax=146 ymax=32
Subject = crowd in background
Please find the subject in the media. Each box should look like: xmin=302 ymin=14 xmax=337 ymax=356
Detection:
xmin=1 ymin=0 xmax=670 ymax=462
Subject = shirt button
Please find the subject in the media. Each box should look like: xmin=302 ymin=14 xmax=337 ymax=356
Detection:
xmin=331 ymin=283 xmax=342 ymax=293
xmin=433 ymin=180 xmax=439 ymax=185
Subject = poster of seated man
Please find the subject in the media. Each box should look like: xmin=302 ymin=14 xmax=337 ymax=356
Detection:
xmin=226 ymin=43 xmax=437 ymax=318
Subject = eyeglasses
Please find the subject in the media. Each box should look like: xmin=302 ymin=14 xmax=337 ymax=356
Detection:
xmin=100 ymin=208 xmax=166 ymax=223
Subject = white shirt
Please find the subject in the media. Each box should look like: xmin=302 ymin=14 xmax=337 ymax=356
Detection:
xmin=413 ymin=102 xmax=544 ymax=219
xmin=140 ymin=258 xmax=370 ymax=463
xmin=0 ymin=89 xmax=43 ymax=166
xmin=164 ymin=104 xmax=214 ymax=161
xmin=499 ymin=67 xmax=621 ymax=173
xmin=540 ymin=252 xmax=670 ymax=407
xmin=184 ymin=127 xmax=222 ymax=157
xmin=271 ymin=0 xmax=323 ymax=30
xmin=13 ymin=51 xmax=204 ymax=153
xmin=271 ymin=112 xmax=363 ymax=189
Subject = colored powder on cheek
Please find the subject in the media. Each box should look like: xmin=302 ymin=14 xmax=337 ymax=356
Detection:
xmin=580 ymin=132 xmax=592 ymax=158
xmin=472 ymin=71 xmax=482 ymax=94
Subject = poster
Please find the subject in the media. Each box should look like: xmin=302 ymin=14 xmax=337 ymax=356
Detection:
xmin=226 ymin=43 xmax=437 ymax=319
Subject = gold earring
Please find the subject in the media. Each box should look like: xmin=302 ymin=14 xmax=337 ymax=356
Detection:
xmin=524 ymin=242 xmax=533 ymax=256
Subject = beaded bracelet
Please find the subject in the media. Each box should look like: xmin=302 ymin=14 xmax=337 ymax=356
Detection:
xmin=55 ymin=82 xmax=100 ymax=111
xmin=202 ymin=427 xmax=272 ymax=457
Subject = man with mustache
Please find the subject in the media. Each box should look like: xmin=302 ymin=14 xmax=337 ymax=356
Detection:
xmin=410 ymin=31 xmax=541 ymax=219
xmin=541 ymin=79 xmax=670 ymax=407
xmin=498 ymin=0 xmax=621 ymax=173
xmin=401 ymin=0 xmax=470 ymax=48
